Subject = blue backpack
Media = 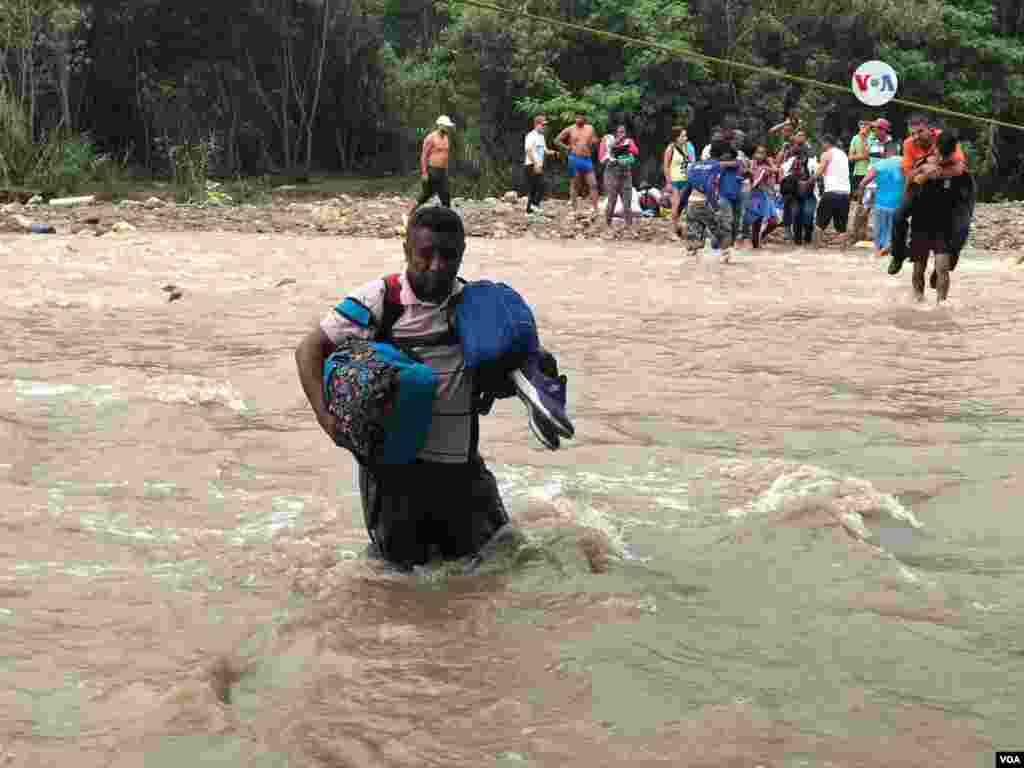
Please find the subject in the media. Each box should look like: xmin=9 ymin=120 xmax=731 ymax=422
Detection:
xmin=686 ymin=159 xmax=722 ymax=209
xmin=326 ymin=275 xmax=439 ymax=466
xmin=322 ymin=337 xmax=436 ymax=466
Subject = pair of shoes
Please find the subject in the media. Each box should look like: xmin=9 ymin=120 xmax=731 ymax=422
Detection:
xmin=511 ymin=351 xmax=575 ymax=451
xmin=887 ymin=252 xmax=905 ymax=275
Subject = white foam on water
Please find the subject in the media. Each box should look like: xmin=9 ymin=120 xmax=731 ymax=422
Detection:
xmin=230 ymin=495 xmax=307 ymax=544
xmin=146 ymin=375 xmax=247 ymax=412
xmin=9 ymin=380 xmax=118 ymax=405
xmin=14 ymin=380 xmax=77 ymax=398
xmin=546 ymin=494 xmax=637 ymax=561
xmin=79 ymin=512 xmax=175 ymax=543
xmin=144 ymin=481 xmax=177 ymax=497
xmin=655 ymin=496 xmax=690 ymax=513
xmin=726 ymin=463 xmax=923 ymax=535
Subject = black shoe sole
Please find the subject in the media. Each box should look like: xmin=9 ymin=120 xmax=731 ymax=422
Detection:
xmin=887 ymin=255 xmax=905 ymax=275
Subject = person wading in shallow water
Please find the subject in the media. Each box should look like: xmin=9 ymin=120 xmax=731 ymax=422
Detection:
xmin=903 ymin=132 xmax=975 ymax=304
xmin=294 ymin=207 xmax=573 ymax=570
xmin=410 ymin=116 xmax=455 ymax=213
xmin=556 ymin=112 xmax=599 ymax=216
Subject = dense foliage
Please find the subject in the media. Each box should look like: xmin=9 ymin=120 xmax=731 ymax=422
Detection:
xmin=1 ymin=0 xmax=1021 ymax=198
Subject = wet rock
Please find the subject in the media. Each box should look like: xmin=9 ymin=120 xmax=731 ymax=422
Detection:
xmin=207 ymin=654 xmax=246 ymax=704
xmin=275 ymin=278 xmax=296 ymax=287
xmin=143 ymin=196 xmax=165 ymax=209
xmin=168 ymin=289 xmax=184 ymax=302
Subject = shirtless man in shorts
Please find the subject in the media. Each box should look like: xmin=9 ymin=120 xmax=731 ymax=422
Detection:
xmin=410 ymin=115 xmax=455 ymax=213
xmin=556 ymin=113 xmax=599 ymax=214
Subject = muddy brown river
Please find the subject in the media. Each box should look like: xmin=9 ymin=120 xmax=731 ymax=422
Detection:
xmin=1 ymin=230 xmax=1022 ymax=766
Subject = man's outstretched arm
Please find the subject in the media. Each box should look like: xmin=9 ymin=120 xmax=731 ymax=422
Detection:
xmin=295 ymin=327 xmax=338 ymax=440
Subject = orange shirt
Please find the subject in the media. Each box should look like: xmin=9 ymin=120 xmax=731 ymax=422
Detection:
xmin=902 ymin=129 xmax=966 ymax=177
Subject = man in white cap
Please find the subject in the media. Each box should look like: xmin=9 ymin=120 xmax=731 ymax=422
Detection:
xmin=411 ymin=115 xmax=456 ymax=213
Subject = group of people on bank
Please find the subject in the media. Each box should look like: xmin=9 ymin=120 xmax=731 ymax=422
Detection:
xmin=411 ymin=109 xmax=974 ymax=302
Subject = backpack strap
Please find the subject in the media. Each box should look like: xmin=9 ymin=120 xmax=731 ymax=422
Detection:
xmin=377 ymin=273 xmax=405 ymax=341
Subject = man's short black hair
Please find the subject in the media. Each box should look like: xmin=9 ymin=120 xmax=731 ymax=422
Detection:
xmin=408 ymin=206 xmax=465 ymax=251
xmin=936 ymin=130 xmax=958 ymax=158
xmin=821 ymin=134 xmax=836 ymax=147
xmin=909 ymin=113 xmax=930 ymax=127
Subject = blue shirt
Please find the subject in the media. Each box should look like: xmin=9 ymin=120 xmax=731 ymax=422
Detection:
xmin=873 ymin=157 xmax=904 ymax=210
xmin=719 ymin=165 xmax=741 ymax=202
xmin=687 ymin=159 xmax=723 ymax=207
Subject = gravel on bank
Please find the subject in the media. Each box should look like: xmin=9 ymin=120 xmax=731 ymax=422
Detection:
xmin=3 ymin=192 xmax=1024 ymax=253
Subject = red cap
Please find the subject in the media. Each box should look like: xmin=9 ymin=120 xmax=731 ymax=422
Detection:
xmin=874 ymin=118 xmax=891 ymax=131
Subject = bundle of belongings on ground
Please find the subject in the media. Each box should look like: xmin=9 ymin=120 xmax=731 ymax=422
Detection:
xmin=635 ymin=182 xmax=663 ymax=217
xmin=323 ymin=276 xmax=574 ymax=467
xmin=599 ymin=189 xmax=645 ymax=217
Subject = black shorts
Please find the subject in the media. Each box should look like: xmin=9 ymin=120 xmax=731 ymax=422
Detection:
xmin=816 ymin=192 xmax=850 ymax=232
xmin=909 ymin=232 xmax=948 ymax=263
xmin=359 ymin=455 xmax=509 ymax=568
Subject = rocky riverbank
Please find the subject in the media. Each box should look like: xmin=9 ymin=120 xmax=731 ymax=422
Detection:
xmin=3 ymin=192 xmax=1024 ymax=253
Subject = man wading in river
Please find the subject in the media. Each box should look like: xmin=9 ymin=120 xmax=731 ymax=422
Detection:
xmin=295 ymin=206 xmax=574 ymax=569
xmin=555 ymin=112 xmax=599 ymax=216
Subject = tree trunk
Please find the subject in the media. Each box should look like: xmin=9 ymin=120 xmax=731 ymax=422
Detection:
xmin=304 ymin=0 xmax=330 ymax=171
xmin=57 ymin=21 xmax=72 ymax=130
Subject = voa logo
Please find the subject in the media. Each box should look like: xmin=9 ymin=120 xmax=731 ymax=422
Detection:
xmin=998 ymin=755 xmax=1022 ymax=765
xmin=851 ymin=61 xmax=899 ymax=107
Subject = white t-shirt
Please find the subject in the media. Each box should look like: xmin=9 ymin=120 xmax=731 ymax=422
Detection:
xmin=821 ymin=147 xmax=851 ymax=194
xmin=524 ymin=129 xmax=547 ymax=166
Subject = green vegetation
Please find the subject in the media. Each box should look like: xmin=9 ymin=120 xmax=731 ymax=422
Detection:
xmin=0 ymin=0 xmax=1020 ymax=201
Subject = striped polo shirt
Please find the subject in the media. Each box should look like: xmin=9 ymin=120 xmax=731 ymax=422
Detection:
xmin=320 ymin=273 xmax=474 ymax=464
